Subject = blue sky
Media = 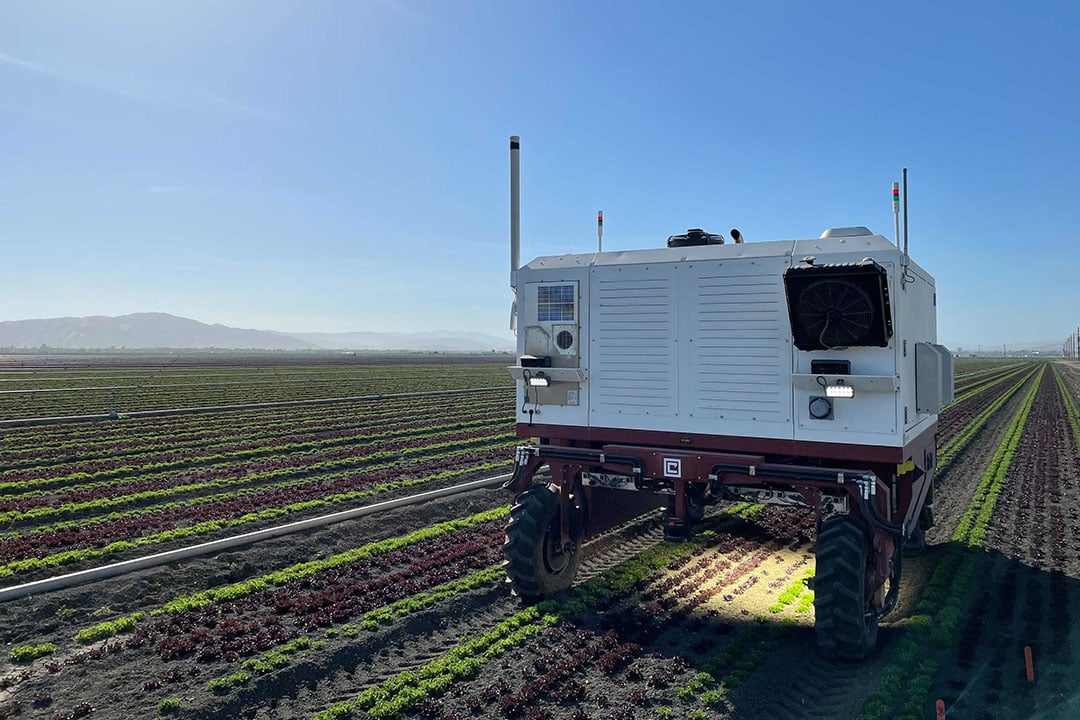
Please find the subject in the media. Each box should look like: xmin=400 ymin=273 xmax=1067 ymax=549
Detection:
xmin=1 ymin=1 xmax=1077 ymax=350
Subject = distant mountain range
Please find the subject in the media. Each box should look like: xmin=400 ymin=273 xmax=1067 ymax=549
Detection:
xmin=0 ymin=313 xmax=514 ymax=353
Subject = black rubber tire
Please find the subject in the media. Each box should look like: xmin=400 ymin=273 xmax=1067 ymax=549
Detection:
xmin=502 ymin=484 xmax=580 ymax=602
xmin=814 ymin=516 xmax=879 ymax=660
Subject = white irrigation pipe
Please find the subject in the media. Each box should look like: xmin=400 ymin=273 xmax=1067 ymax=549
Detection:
xmin=0 ymin=472 xmax=511 ymax=603
xmin=0 ymin=374 xmax=509 ymax=394
xmin=0 ymin=386 xmax=511 ymax=428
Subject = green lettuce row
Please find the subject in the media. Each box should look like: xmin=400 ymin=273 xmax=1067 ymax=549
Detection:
xmin=0 ymin=457 xmax=512 ymax=580
xmin=0 ymin=399 xmax=509 ymax=478
xmin=206 ymin=567 xmax=511 ymax=696
xmin=73 ymin=506 xmax=510 ymax=644
xmin=11 ymin=440 xmax=512 ymax=538
xmin=937 ymin=365 xmax=1037 ymax=469
xmin=946 ymin=364 xmax=1027 ymax=407
xmin=1052 ymin=365 xmax=1080 ymax=451
xmin=0 ymin=431 xmax=514 ymax=524
xmin=0 ymin=390 xmax=510 ymax=467
xmin=857 ymin=365 xmax=1042 ymax=720
xmin=0 ymin=414 xmax=510 ymax=496
xmin=312 ymin=505 xmax=766 ymax=719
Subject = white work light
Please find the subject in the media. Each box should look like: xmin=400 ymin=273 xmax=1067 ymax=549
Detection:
xmin=528 ymin=373 xmax=550 ymax=387
xmin=825 ymin=382 xmax=854 ymax=398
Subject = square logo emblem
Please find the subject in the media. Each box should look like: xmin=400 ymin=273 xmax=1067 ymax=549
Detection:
xmin=663 ymin=458 xmax=682 ymax=478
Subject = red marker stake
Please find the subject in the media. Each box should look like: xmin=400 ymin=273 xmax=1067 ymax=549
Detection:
xmin=935 ymin=699 xmax=946 ymax=720
xmin=1025 ymin=645 xmax=1034 ymax=683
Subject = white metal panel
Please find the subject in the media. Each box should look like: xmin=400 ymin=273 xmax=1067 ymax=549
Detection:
xmin=514 ymin=266 xmax=591 ymax=428
xmin=589 ymin=263 xmax=678 ymax=418
xmin=685 ymin=258 xmax=793 ymax=432
xmin=915 ymin=342 xmax=946 ymax=413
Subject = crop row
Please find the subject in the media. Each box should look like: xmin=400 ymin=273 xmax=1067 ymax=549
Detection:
xmin=952 ymin=359 xmax=1024 ymax=379
xmin=857 ymin=364 xmax=1044 ymax=720
xmin=149 ymin=524 xmax=507 ymax=662
xmin=0 ymin=411 xmax=510 ymax=497
xmin=951 ymin=361 xmax=1025 ymax=389
xmin=936 ymin=365 xmax=1037 ymax=467
xmin=948 ymin=363 xmax=1029 ymax=406
xmin=314 ymin=504 xmax=818 ymax=720
xmin=0 ymin=364 xmax=512 ymax=420
xmin=0 ymin=385 xmax=510 ymax=454
xmin=1054 ymin=365 xmax=1080 ymax=448
xmin=0 ymin=508 xmax=514 ymax=717
xmin=1 ymin=434 xmax=511 ymax=541
xmin=0 ymin=391 xmax=511 ymax=468
xmin=0 ymin=424 xmax=513 ymax=523
xmin=0 ymin=432 xmax=513 ymax=538
xmin=80 ymin=505 xmax=509 ymax=642
xmin=0 ymin=371 xmax=500 ymax=396
xmin=0 ymin=451 xmax=512 ymax=578
xmin=0 ymin=363 xmax=508 ymax=392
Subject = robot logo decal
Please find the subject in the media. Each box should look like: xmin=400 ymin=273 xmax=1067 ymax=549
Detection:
xmin=663 ymin=458 xmax=682 ymax=478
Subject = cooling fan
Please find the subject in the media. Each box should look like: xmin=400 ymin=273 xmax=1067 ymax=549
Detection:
xmin=784 ymin=259 xmax=893 ymax=351
xmin=796 ymin=280 xmax=875 ymax=347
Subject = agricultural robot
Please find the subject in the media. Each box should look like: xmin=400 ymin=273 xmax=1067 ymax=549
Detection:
xmin=501 ymin=136 xmax=952 ymax=660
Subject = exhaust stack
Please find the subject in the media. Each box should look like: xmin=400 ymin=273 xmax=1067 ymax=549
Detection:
xmin=510 ymin=135 xmax=520 ymax=290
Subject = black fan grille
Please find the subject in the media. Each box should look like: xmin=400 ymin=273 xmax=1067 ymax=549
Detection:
xmin=795 ymin=280 xmax=875 ymax=348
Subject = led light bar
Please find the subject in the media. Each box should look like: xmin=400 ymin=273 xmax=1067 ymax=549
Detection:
xmin=528 ymin=373 xmax=550 ymax=387
xmin=825 ymin=383 xmax=854 ymax=398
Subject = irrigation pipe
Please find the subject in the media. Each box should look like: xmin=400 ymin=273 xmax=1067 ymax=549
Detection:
xmin=0 ymin=472 xmax=511 ymax=603
xmin=0 ymin=386 xmax=511 ymax=428
xmin=0 ymin=374 xmax=510 ymax=394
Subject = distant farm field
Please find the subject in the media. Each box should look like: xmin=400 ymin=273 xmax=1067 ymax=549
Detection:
xmin=0 ymin=355 xmax=1077 ymax=720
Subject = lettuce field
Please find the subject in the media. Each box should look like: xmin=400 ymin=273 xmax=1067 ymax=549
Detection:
xmin=0 ymin=355 xmax=1076 ymax=720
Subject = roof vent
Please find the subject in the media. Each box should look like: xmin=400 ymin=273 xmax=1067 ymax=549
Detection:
xmin=667 ymin=228 xmax=724 ymax=248
xmin=819 ymin=226 xmax=873 ymax=239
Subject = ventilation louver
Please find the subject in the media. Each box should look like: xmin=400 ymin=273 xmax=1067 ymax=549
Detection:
xmin=783 ymin=259 xmax=893 ymax=351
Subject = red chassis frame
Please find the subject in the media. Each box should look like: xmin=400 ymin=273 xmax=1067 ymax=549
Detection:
xmin=505 ymin=421 xmax=939 ymax=619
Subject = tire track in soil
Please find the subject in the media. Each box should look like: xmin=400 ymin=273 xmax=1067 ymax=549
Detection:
xmin=941 ymin=368 xmax=1079 ymax=719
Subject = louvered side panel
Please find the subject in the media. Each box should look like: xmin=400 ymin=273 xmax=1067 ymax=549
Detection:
xmin=590 ymin=265 xmax=677 ymax=417
xmin=689 ymin=261 xmax=792 ymax=423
